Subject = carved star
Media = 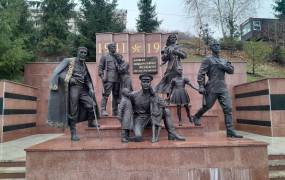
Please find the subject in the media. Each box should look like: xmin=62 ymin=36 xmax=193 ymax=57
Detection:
xmin=132 ymin=44 xmax=142 ymax=53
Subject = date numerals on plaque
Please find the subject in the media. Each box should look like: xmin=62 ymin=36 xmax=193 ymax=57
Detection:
xmin=97 ymin=42 xmax=160 ymax=54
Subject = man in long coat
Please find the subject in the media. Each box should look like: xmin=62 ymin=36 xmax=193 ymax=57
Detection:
xmin=47 ymin=47 xmax=100 ymax=141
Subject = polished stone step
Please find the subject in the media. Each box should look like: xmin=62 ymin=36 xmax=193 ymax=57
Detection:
xmin=0 ymin=161 xmax=25 ymax=168
xmin=85 ymin=124 xmax=206 ymax=139
xmin=0 ymin=167 xmax=25 ymax=179
xmin=98 ymin=115 xmax=196 ymax=127
xmin=269 ymin=170 xmax=285 ymax=180
xmin=268 ymin=154 xmax=285 ymax=180
xmin=269 ymin=155 xmax=285 ymax=161
xmin=96 ymin=115 xmax=218 ymax=130
xmin=83 ymin=115 xmax=221 ymax=139
xmin=269 ymin=160 xmax=285 ymax=171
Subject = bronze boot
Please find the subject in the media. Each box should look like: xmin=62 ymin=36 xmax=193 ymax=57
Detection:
xmin=192 ymin=115 xmax=202 ymax=126
xmin=70 ymin=124 xmax=80 ymax=141
xmin=101 ymin=96 xmax=109 ymax=116
xmin=168 ymin=132 xmax=186 ymax=141
xmin=121 ymin=129 xmax=129 ymax=143
xmin=88 ymin=119 xmax=100 ymax=128
xmin=225 ymin=114 xmax=243 ymax=138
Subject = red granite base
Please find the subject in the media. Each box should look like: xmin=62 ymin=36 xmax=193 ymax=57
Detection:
xmin=77 ymin=115 xmax=220 ymax=139
xmin=25 ymin=135 xmax=268 ymax=180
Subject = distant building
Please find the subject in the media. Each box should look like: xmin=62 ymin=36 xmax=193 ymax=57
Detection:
xmin=27 ymin=0 xmax=79 ymax=33
xmin=240 ymin=18 xmax=285 ymax=46
xmin=26 ymin=0 xmax=127 ymax=34
xmin=116 ymin=9 xmax=127 ymax=27
xmin=27 ymin=0 xmax=42 ymax=29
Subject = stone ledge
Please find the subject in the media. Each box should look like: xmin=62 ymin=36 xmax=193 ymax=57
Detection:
xmin=25 ymin=136 xmax=267 ymax=152
xmin=25 ymin=136 xmax=268 ymax=180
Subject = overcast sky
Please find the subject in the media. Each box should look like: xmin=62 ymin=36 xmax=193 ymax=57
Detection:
xmin=116 ymin=0 xmax=276 ymax=38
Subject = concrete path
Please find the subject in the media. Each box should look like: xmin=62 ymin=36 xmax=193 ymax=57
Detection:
xmin=0 ymin=134 xmax=63 ymax=161
xmin=237 ymin=131 xmax=285 ymax=155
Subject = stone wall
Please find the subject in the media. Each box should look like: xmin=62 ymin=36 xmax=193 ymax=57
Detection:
xmin=233 ymin=78 xmax=285 ymax=136
xmin=23 ymin=33 xmax=247 ymax=133
xmin=0 ymin=80 xmax=38 ymax=142
xmin=24 ymin=60 xmax=246 ymax=133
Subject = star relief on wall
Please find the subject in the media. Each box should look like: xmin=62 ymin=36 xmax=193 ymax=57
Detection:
xmin=132 ymin=43 xmax=142 ymax=53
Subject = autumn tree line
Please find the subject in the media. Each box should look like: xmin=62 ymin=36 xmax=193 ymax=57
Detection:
xmin=0 ymin=0 xmax=161 ymax=80
xmin=0 ymin=0 xmax=284 ymax=80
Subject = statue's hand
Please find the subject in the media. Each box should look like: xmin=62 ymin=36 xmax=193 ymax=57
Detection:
xmin=89 ymin=89 xmax=95 ymax=98
xmin=99 ymin=74 xmax=105 ymax=82
xmin=172 ymin=49 xmax=179 ymax=55
xmin=69 ymin=78 xmax=77 ymax=85
xmin=198 ymin=86 xmax=206 ymax=94
xmin=217 ymin=63 xmax=226 ymax=69
xmin=167 ymin=46 xmax=175 ymax=54
xmin=50 ymin=84 xmax=58 ymax=91
xmin=165 ymin=97 xmax=170 ymax=104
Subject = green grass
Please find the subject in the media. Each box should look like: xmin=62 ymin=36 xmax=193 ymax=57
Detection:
xmin=183 ymin=54 xmax=204 ymax=62
xmin=178 ymin=39 xmax=285 ymax=82
xmin=247 ymin=62 xmax=285 ymax=82
xmin=12 ymin=74 xmax=25 ymax=83
xmin=0 ymin=73 xmax=24 ymax=83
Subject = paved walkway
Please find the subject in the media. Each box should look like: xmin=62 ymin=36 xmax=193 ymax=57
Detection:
xmin=237 ymin=131 xmax=285 ymax=155
xmin=0 ymin=131 xmax=284 ymax=162
xmin=0 ymin=134 xmax=63 ymax=161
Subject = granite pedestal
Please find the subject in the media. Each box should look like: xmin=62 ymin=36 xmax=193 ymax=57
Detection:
xmin=25 ymin=135 xmax=268 ymax=180
xmin=82 ymin=115 xmax=220 ymax=139
xmin=25 ymin=111 xmax=267 ymax=180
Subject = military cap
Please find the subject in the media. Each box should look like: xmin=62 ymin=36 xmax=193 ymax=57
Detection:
xmin=107 ymin=42 xmax=116 ymax=49
xmin=78 ymin=46 xmax=88 ymax=51
xmin=139 ymin=73 xmax=153 ymax=81
xmin=210 ymin=39 xmax=220 ymax=46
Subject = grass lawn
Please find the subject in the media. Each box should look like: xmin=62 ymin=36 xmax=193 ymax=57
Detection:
xmin=247 ymin=62 xmax=285 ymax=82
xmin=183 ymin=54 xmax=204 ymax=62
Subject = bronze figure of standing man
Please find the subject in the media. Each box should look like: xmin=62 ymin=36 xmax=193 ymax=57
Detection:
xmin=47 ymin=47 xmax=100 ymax=141
xmin=193 ymin=41 xmax=242 ymax=138
xmin=98 ymin=43 xmax=122 ymax=116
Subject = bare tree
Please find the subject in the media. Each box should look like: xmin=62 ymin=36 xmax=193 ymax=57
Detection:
xmin=184 ymin=0 xmax=208 ymax=30
xmin=244 ymin=41 xmax=271 ymax=75
xmin=185 ymin=0 xmax=259 ymax=39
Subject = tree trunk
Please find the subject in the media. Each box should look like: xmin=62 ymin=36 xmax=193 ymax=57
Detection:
xmin=252 ymin=59 xmax=255 ymax=75
xmin=216 ymin=0 xmax=227 ymax=39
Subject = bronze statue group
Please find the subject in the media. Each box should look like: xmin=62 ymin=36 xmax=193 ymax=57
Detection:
xmin=47 ymin=34 xmax=242 ymax=142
